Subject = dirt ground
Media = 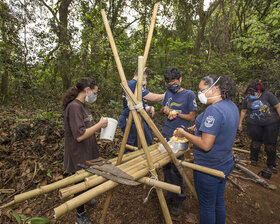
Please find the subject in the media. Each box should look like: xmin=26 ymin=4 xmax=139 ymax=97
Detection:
xmin=1 ymin=108 xmax=280 ymax=224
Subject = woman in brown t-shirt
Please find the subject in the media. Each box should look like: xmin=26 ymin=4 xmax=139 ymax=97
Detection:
xmin=62 ymin=77 xmax=108 ymax=224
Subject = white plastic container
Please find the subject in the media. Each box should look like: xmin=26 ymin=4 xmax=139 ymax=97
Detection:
xmin=100 ymin=117 xmax=118 ymax=141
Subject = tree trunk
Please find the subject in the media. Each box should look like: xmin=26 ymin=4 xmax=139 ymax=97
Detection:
xmin=58 ymin=0 xmax=73 ymax=90
xmin=1 ymin=17 xmax=8 ymax=102
xmin=193 ymin=0 xmax=222 ymax=57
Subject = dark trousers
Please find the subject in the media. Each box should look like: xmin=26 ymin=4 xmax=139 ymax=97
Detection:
xmin=162 ymin=133 xmax=186 ymax=205
xmin=163 ymin=154 xmax=186 ymax=205
xmin=119 ymin=115 xmax=153 ymax=153
xmin=247 ymin=122 xmax=279 ymax=167
xmin=194 ymin=159 xmax=234 ymax=224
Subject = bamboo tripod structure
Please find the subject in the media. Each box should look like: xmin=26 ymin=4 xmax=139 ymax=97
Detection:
xmin=100 ymin=4 xmax=197 ymax=223
xmin=0 ymin=3 xmax=226 ymax=223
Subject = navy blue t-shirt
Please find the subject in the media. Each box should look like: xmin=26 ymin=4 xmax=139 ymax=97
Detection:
xmin=194 ymin=100 xmax=239 ymax=168
xmin=242 ymin=91 xmax=279 ymax=125
xmin=121 ymin=79 xmax=150 ymax=118
xmin=162 ymin=89 xmax=197 ymax=139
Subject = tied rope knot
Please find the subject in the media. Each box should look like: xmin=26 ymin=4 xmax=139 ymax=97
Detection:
xmin=143 ymin=168 xmax=158 ymax=204
xmin=127 ymin=99 xmax=143 ymax=112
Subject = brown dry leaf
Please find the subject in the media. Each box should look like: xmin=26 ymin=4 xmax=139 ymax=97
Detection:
xmin=52 ymin=173 xmax=63 ymax=181
xmin=0 ymin=132 xmax=8 ymax=136
xmin=38 ymin=135 xmax=46 ymax=144
xmin=185 ymin=213 xmax=198 ymax=224
xmin=25 ymin=208 xmax=32 ymax=215
xmin=54 ymin=130 xmax=61 ymax=137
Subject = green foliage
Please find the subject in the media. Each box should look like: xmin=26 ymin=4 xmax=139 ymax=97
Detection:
xmin=2 ymin=0 xmax=280 ymax=107
xmin=10 ymin=210 xmax=50 ymax=224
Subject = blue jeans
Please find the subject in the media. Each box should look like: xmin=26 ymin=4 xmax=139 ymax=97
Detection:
xmin=119 ymin=115 xmax=153 ymax=153
xmin=193 ymin=159 xmax=234 ymax=224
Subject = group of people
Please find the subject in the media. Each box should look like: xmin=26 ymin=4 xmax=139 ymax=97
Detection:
xmin=62 ymin=68 xmax=280 ymax=224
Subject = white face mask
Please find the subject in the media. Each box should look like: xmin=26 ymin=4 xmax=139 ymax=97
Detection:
xmin=142 ymin=79 xmax=147 ymax=86
xmin=198 ymin=77 xmax=221 ymax=104
xmin=85 ymin=92 xmax=97 ymax=104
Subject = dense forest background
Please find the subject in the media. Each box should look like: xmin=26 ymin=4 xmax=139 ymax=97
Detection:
xmin=0 ymin=0 xmax=280 ymax=111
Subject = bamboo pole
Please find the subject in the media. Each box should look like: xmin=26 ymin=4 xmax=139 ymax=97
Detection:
xmin=125 ymin=144 xmax=138 ymax=151
xmin=143 ymin=2 xmax=159 ymax=67
xmin=122 ymin=84 xmax=198 ymax=200
xmin=130 ymin=110 xmax=172 ymax=223
xmin=60 ymin=148 xmax=164 ymax=199
xmin=232 ymin=147 xmax=250 ymax=154
xmin=180 ymin=161 xmax=225 ymax=178
xmin=101 ymin=9 xmax=127 ymax=84
xmin=138 ymin=177 xmax=181 ymax=194
xmin=137 ymin=56 xmax=144 ymax=150
xmin=3 ymin=144 xmax=158 ymax=208
xmin=54 ymin=150 xmax=185 ymax=218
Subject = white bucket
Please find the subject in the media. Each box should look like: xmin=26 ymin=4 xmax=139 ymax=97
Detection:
xmin=100 ymin=117 xmax=118 ymax=141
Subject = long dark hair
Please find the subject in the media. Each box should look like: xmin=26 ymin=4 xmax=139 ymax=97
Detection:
xmin=62 ymin=77 xmax=97 ymax=110
xmin=201 ymin=75 xmax=236 ymax=100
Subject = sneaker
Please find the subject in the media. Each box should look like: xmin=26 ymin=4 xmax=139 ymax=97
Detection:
xmin=251 ymin=160 xmax=257 ymax=166
xmin=268 ymin=166 xmax=278 ymax=174
xmin=76 ymin=211 xmax=92 ymax=224
xmin=170 ymin=202 xmax=183 ymax=216
xmin=86 ymin=198 xmax=96 ymax=207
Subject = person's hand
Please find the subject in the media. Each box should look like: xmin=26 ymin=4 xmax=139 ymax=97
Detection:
xmin=160 ymin=106 xmax=170 ymax=115
xmin=188 ymin=125 xmax=196 ymax=132
xmin=99 ymin=117 xmax=108 ymax=128
xmin=168 ymin=110 xmax=178 ymax=120
xmin=150 ymin=106 xmax=155 ymax=117
xmin=173 ymin=128 xmax=185 ymax=138
xmin=238 ymin=123 xmax=243 ymax=131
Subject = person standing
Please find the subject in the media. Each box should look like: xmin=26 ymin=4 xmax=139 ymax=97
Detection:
xmin=174 ymin=75 xmax=239 ymax=224
xmin=62 ymin=77 xmax=108 ymax=224
xmin=239 ymin=82 xmax=280 ymax=173
xmin=161 ymin=67 xmax=197 ymax=216
xmin=119 ymin=68 xmax=164 ymax=153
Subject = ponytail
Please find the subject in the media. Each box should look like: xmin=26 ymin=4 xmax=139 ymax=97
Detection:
xmin=62 ymin=77 xmax=97 ymax=110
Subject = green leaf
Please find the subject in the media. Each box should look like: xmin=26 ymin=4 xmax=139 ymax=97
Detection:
xmin=272 ymin=20 xmax=278 ymax=26
xmin=253 ymin=48 xmax=258 ymax=53
xmin=10 ymin=210 xmax=22 ymax=224
xmin=242 ymin=44 xmax=247 ymax=50
xmin=27 ymin=217 xmax=51 ymax=224
xmin=237 ymin=42 xmax=241 ymax=48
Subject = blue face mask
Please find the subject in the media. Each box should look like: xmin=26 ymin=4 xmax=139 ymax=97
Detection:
xmin=249 ymin=95 xmax=257 ymax=100
xmin=167 ymin=85 xmax=181 ymax=93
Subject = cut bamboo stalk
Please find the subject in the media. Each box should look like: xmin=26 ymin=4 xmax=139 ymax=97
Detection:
xmin=60 ymin=149 xmax=166 ymax=199
xmin=139 ymin=108 xmax=198 ymax=199
xmin=143 ymin=2 xmax=159 ymax=67
xmin=232 ymin=147 xmax=250 ymax=154
xmin=121 ymin=87 xmax=198 ymax=200
xmin=54 ymin=150 xmax=185 ymax=218
xmin=101 ymin=9 xmax=127 ymax=84
xmin=137 ymin=56 xmax=144 ymax=150
xmin=125 ymin=144 xmax=138 ymax=151
xmin=180 ymin=161 xmax=225 ymax=178
xmin=130 ymin=110 xmax=172 ymax=223
xmin=138 ymin=177 xmax=181 ymax=194
xmin=7 ymin=144 xmax=158 ymax=207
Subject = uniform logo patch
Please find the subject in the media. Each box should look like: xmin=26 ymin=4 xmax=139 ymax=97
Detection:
xmin=204 ymin=116 xmax=215 ymax=128
xmin=193 ymin=99 xmax=197 ymax=108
